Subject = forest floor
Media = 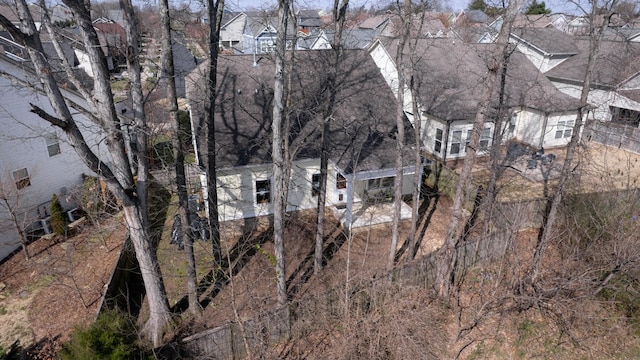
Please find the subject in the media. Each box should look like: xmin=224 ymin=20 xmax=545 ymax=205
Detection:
xmin=2 ymin=140 xmax=640 ymax=358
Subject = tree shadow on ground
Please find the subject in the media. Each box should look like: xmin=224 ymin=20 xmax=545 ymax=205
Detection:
xmin=171 ymin=218 xmax=273 ymax=314
xmin=395 ymin=166 xmax=443 ymax=262
xmin=286 ymin=223 xmax=347 ymax=300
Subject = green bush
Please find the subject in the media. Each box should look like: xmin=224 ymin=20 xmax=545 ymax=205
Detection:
xmin=60 ymin=309 xmax=147 ymax=360
xmin=50 ymin=194 xmax=67 ymax=235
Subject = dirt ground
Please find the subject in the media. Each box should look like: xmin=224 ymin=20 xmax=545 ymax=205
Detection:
xmin=0 ymin=216 xmax=126 ymax=357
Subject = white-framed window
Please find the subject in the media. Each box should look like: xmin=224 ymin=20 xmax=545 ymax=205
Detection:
xmin=13 ymin=168 xmax=31 ymax=190
xmin=450 ymin=130 xmax=462 ymax=155
xmin=555 ymin=119 xmax=574 ymax=139
xmin=450 ymin=127 xmax=492 ymax=155
xmin=259 ymin=38 xmax=276 ymax=53
xmin=255 ymin=179 xmax=271 ymax=204
xmin=367 ymin=176 xmax=394 ymax=190
xmin=45 ymin=133 xmax=61 ymax=157
xmin=480 ymin=128 xmax=491 ymax=150
xmin=434 ymin=128 xmax=443 ymax=153
xmin=312 ymin=173 xmax=320 ymax=197
xmin=336 ymin=173 xmax=346 ymax=189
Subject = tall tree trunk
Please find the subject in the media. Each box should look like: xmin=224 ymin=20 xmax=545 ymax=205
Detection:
xmin=434 ymin=0 xmax=523 ymax=300
xmin=2 ymin=0 xmax=172 ymax=345
xmin=159 ymin=0 xmax=200 ymax=316
xmin=207 ymin=0 xmax=225 ymax=267
xmin=528 ymin=0 xmax=615 ymax=285
xmin=314 ymin=0 xmax=349 ymax=275
xmin=388 ymin=0 xmax=412 ymax=272
xmin=272 ymin=0 xmax=291 ymax=307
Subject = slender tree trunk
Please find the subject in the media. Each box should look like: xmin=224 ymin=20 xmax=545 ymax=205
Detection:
xmin=159 ymin=0 xmax=200 ymax=316
xmin=434 ymin=0 xmax=523 ymax=300
xmin=1 ymin=198 xmax=30 ymax=260
xmin=314 ymin=0 xmax=349 ymax=275
xmin=207 ymin=0 xmax=225 ymax=267
xmin=408 ymin=73 xmax=422 ymax=260
xmin=388 ymin=0 xmax=412 ymax=272
xmin=272 ymin=0 xmax=291 ymax=307
xmin=528 ymin=0 xmax=615 ymax=285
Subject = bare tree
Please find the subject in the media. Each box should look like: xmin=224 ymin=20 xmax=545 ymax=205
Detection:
xmin=387 ymin=0 xmax=414 ymax=272
xmin=435 ymin=0 xmax=524 ymax=300
xmin=272 ymin=0 xmax=292 ymax=307
xmin=0 ymin=180 xmax=31 ymax=260
xmin=0 ymin=0 xmax=172 ymax=345
xmin=206 ymin=0 xmax=225 ymax=268
xmin=528 ymin=0 xmax=619 ymax=287
xmin=314 ymin=0 xmax=350 ymax=275
xmin=158 ymin=0 xmax=200 ymax=316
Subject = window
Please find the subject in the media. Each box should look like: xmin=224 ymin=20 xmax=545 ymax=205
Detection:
xmin=13 ymin=168 xmax=30 ymax=189
xmin=434 ymin=128 xmax=443 ymax=153
xmin=480 ymin=128 xmax=491 ymax=150
xmin=465 ymin=129 xmax=473 ymax=152
xmin=45 ymin=134 xmax=61 ymax=157
xmin=312 ymin=173 xmax=320 ymax=197
xmin=367 ymin=176 xmax=394 ymax=190
xmin=450 ymin=130 xmax=462 ymax=155
xmin=259 ymin=38 xmax=276 ymax=53
xmin=555 ymin=120 xmax=574 ymax=139
xmin=255 ymin=179 xmax=271 ymax=204
xmin=336 ymin=173 xmax=346 ymax=189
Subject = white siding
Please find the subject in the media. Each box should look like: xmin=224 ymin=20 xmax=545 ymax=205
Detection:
xmin=0 ymin=73 xmax=109 ymax=260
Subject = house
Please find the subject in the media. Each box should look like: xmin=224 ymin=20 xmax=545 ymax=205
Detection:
xmin=0 ymin=55 xmax=111 ymax=261
xmin=368 ymin=39 xmax=584 ymax=165
xmin=219 ymin=12 xmax=246 ymax=50
xmin=185 ymin=50 xmax=418 ymax=225
xmin=508 ymin=27 xmax=579 ymax=73
xmin=92 ymin=17 xmax=127 ymax=71
xmin=241 ymin=11 xmax=281 ymax=55
xmin=545 ymin=40 xmax=640 ymax=125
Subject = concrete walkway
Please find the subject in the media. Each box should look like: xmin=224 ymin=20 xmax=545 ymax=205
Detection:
xmin=331 ymin=200 xmax=413 ymax=229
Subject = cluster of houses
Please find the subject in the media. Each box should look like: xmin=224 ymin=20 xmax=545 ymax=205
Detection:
xmin=1 ymin=4 xmax=640 ymax=261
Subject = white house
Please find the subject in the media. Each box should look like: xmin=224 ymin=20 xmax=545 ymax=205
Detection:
xmin=0 ymin=55 xmax=110 ymax=261
xmin=186 ymin=50 xmax=419 ymax=226
xmin=368 ymin=39 xmax=584 ymax=164
xmin=545 ymin=39 xmax=640 ymax=124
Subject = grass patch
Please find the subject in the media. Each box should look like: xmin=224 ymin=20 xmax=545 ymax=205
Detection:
xmin=110 ymin=79 xmax=129 ymax=92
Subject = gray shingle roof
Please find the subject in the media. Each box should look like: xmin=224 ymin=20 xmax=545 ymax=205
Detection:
xmin=511 ymin=27 xmax=579 ymax=56
xmin=545 ymin=40 xmax=640 ymax=88
xmin=383 ymin=39 xmax=582 ymax=120
xmin=186 ymin=50 xmax=407 ymax=173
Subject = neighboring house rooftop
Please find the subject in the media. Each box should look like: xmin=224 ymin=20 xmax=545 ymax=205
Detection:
xmin=382 ymin=39 xmax=582 ymax=120
xmin=318 ymin=28 xmax=379 ymax=49
xmin=511 ymin=27 xmax=579 ymax=56
xmin=545 ymin=40 xmax=640 ymax=89
xmin=186 ymin=50 xmax=408 ymax=173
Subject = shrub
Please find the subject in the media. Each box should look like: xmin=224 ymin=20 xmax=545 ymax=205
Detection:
xmin=60 ymin=309 xmax=147 ymax=360
xmin=49 ymin=194 xmax=67 ymax=235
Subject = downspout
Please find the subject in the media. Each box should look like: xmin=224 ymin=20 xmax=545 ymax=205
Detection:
xmin=345 ymin=173 xmax=354 ymax=235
